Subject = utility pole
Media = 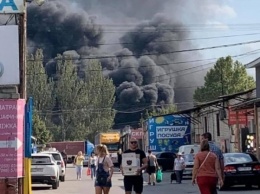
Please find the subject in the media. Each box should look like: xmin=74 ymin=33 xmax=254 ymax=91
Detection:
xmin=21 ymin=1 xmax=29 ymax=193
xmin=19 ymin=1 xmax=27 ymax=100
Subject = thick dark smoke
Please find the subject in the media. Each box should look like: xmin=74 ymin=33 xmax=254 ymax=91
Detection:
xmin=27 ymin=0 xmax=103 ymax=58
xmin=101 ymin=14 xmax=189 ymax=111
xmin=26 ymin=0 xmax=233 ymax=128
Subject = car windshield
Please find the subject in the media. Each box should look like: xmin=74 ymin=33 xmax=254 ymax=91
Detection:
xmin=104 ymin=143 xmax=119 ymax=151
xmin=32 ymin=156 xmax=51 ymax=164
xmin=183 ymin=154 xmax=194 ymax=162
xmin=51 ymin=153 xmax=62 ymax=161
xmin=224 ymin=153 xmax=254 ymax=164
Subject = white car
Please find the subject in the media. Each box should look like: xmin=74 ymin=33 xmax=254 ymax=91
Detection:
xmin=41 ymin=149 xmax=66 ymax=182
xmin=183 ymin=154 xmax=195 ymax=176
xmin=31 ymin=153 xmax=60 ymax=189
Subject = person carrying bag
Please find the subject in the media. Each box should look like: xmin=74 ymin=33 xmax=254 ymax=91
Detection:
xmin=192 ymin=140 xmax=223 ymax=194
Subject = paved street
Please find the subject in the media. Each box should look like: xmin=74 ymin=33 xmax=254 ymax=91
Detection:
xmin=33 ymin=165 xmax=260 ymax=194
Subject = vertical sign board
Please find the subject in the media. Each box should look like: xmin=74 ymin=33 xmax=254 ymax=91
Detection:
xmin=0 ymin=25 xmax=20 ymax=85
xmin=0 ymin=99 xmax=25 ymax=178
xmin=148 ymin=115 xmax=191 ymax=153
xmin=0 ymin=0 xmax=24 ymax=13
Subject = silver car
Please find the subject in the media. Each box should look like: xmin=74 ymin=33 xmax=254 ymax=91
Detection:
xmin=183 ymin=154 xmax=195 ymax=176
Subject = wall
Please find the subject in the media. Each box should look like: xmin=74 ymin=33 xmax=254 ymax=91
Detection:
xmin=256 ymin=67 xmax=260 ymax=98
xmin=0 ymin=86 xmax=21 ymax=193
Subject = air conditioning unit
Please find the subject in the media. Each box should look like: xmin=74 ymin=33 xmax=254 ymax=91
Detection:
xmin=219 ymin=109 xmax=226 ymax=121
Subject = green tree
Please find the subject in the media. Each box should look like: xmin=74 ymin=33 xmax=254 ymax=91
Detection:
xmin=79 ymin=60 xmax=116 ymax=141
xmin=194 ymin=56 xmax=255 ymax=103
xmin=27 ymin=49 xmax=54 ymax=112
xmin=33 ymin=112 xmax=52 ymax=144
xmin=54 ymin=54 xmax=84 ymax=141
xmin=54 ymin=57 xmax=115 ymax=142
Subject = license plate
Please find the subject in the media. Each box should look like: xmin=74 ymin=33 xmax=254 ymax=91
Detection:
xmin=238 ymin=167 xmax=251 ymax=171
xmin=32 ymin=168 xmax=43 ymax=172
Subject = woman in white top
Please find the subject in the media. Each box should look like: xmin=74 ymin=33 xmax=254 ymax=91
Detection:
xmin=95 ymin=144 xmax=114 ymax=194
xmin=174 ymin=152 xmax=185 ymax=184
xmin=89 ymin=152 xmax=98 ymax=179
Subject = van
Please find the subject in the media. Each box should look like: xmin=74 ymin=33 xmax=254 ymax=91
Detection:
xmin=178 ymin=144 xmax=200 ymax=155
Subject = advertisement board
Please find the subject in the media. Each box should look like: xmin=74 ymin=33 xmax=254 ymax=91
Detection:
xmin=0 ymin=25 xmax=20 ymax=85
xmin=0 ymin=99 xmax=25 ymax=178
xmin=0 ymin=0 xmax=24 ymax=13
xmin=148 ymin=115 xmax=191 ymax=153
xmin=130 ymin=128 xmax=143 ymax=140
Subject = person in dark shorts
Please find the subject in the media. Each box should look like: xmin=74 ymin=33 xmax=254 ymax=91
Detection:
xmin=121 ymin=138 xmax=148 ymax=194
xmin=147 ymin=150 xmax=158 ymax=185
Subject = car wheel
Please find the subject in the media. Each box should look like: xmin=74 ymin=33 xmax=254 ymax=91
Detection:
xmin=245 ymin=184 xmax=252 ymax=189
xmin=60 ymin=176 xmax=65 ymax=182
xmin=52 ymin=181 xmax=59 ymax=189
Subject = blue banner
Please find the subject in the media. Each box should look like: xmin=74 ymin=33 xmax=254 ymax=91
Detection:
xmin=148 ymin=115 xmax=191 ymax=153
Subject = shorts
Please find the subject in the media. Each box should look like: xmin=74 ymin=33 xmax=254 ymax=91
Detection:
xmin=124 ymin=176 xmax=143 ymax=193
xmin=147 ymin=166 xmax=156 ymax=175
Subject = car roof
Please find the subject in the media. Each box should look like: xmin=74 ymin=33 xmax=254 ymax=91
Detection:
xmin=32 ymin=153 xmax=52 ymax=157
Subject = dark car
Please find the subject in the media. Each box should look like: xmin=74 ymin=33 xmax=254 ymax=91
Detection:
xmin=221 ymin=152 xmax=260 ymax=189
xmin=156 ymin=152 xmax=177 ymax=171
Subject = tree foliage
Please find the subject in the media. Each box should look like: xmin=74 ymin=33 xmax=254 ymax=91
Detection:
xmin=193 ymin=56 xmax=255 ymax=103
xmin=27 ymin=49 xmax=54 ymax=112
xmin=33 ymin=112 xmax=52 ymax=144
xmin=27 ymin=50 xmax=116 ymax=142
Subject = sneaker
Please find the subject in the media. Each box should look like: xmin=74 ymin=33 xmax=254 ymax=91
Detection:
xmin=153 ymin=183 xmax=155 ymax=186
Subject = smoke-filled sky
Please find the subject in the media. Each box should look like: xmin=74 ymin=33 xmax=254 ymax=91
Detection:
xmin=23 ymin=0 xmax=260 ymax=127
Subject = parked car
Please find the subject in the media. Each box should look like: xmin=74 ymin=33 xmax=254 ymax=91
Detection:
xmin=41 ymin=149 xmax=66 ymax=182
xmin=221 ymin=152 xmax=260 ymax=190
xmin=31 ymin=153 xmax=60 ymax=189
xmin=183 ymin=154 xmax=195 ymax=176
xmin=156 ymin=152 xmax=176 ymax=171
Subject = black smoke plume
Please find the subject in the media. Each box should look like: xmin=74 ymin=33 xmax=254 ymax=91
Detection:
xmin=26 ymin=0 xmax=226 ymax=128
xmin=27 ymin=0 xmax=103 ymax=58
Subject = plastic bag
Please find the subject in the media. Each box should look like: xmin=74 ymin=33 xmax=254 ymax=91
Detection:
xmin=156 ymin=169 xmax=163 ymax=183
xmin=87 ymin=167 xmax=91 ymax=176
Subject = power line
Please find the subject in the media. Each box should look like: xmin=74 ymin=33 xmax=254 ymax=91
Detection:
xmin=26 ymin=32 xmax=260 ymax=47
xmin=27 ymin=49 xmax=260 ymax=76
xmin=27 ymin=39 xmax=260 ymax=62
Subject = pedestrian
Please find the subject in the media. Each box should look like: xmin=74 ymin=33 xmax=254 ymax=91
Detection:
xmin=95 ymin=144 xmax=114 ymax=194
xmin=192 ymin=140 xmax=223 ymax=194
xmin=201 ymin=132 xmax=224 ymax=193
xmin=118 ymin=148 xmax=122 ymax=171
xmin=89 ymin=152 xmax=98 ymax=180
xmin=61 ymin=150 xmax=68 ymax=168
xmin=74 ymin=151 xmax=85 ymax=180
xmin=147 ymin=150 xmax=158 ymax=186
xmin=174 ymin=152 xmax=185 ymax=184
xmin=121 ymin=137 xmax=147 ymax=194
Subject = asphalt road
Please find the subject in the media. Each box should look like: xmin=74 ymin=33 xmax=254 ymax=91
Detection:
xmin=32 ymin=165 xmax=260 ymax=194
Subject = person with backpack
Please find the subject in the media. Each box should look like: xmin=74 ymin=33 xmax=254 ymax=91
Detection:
xmin=146 ymin=150 xmax=158 ymax=186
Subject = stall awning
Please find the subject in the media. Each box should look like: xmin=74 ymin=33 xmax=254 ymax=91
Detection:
xmin=231 ymin=98 xmax=260 ymax=111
